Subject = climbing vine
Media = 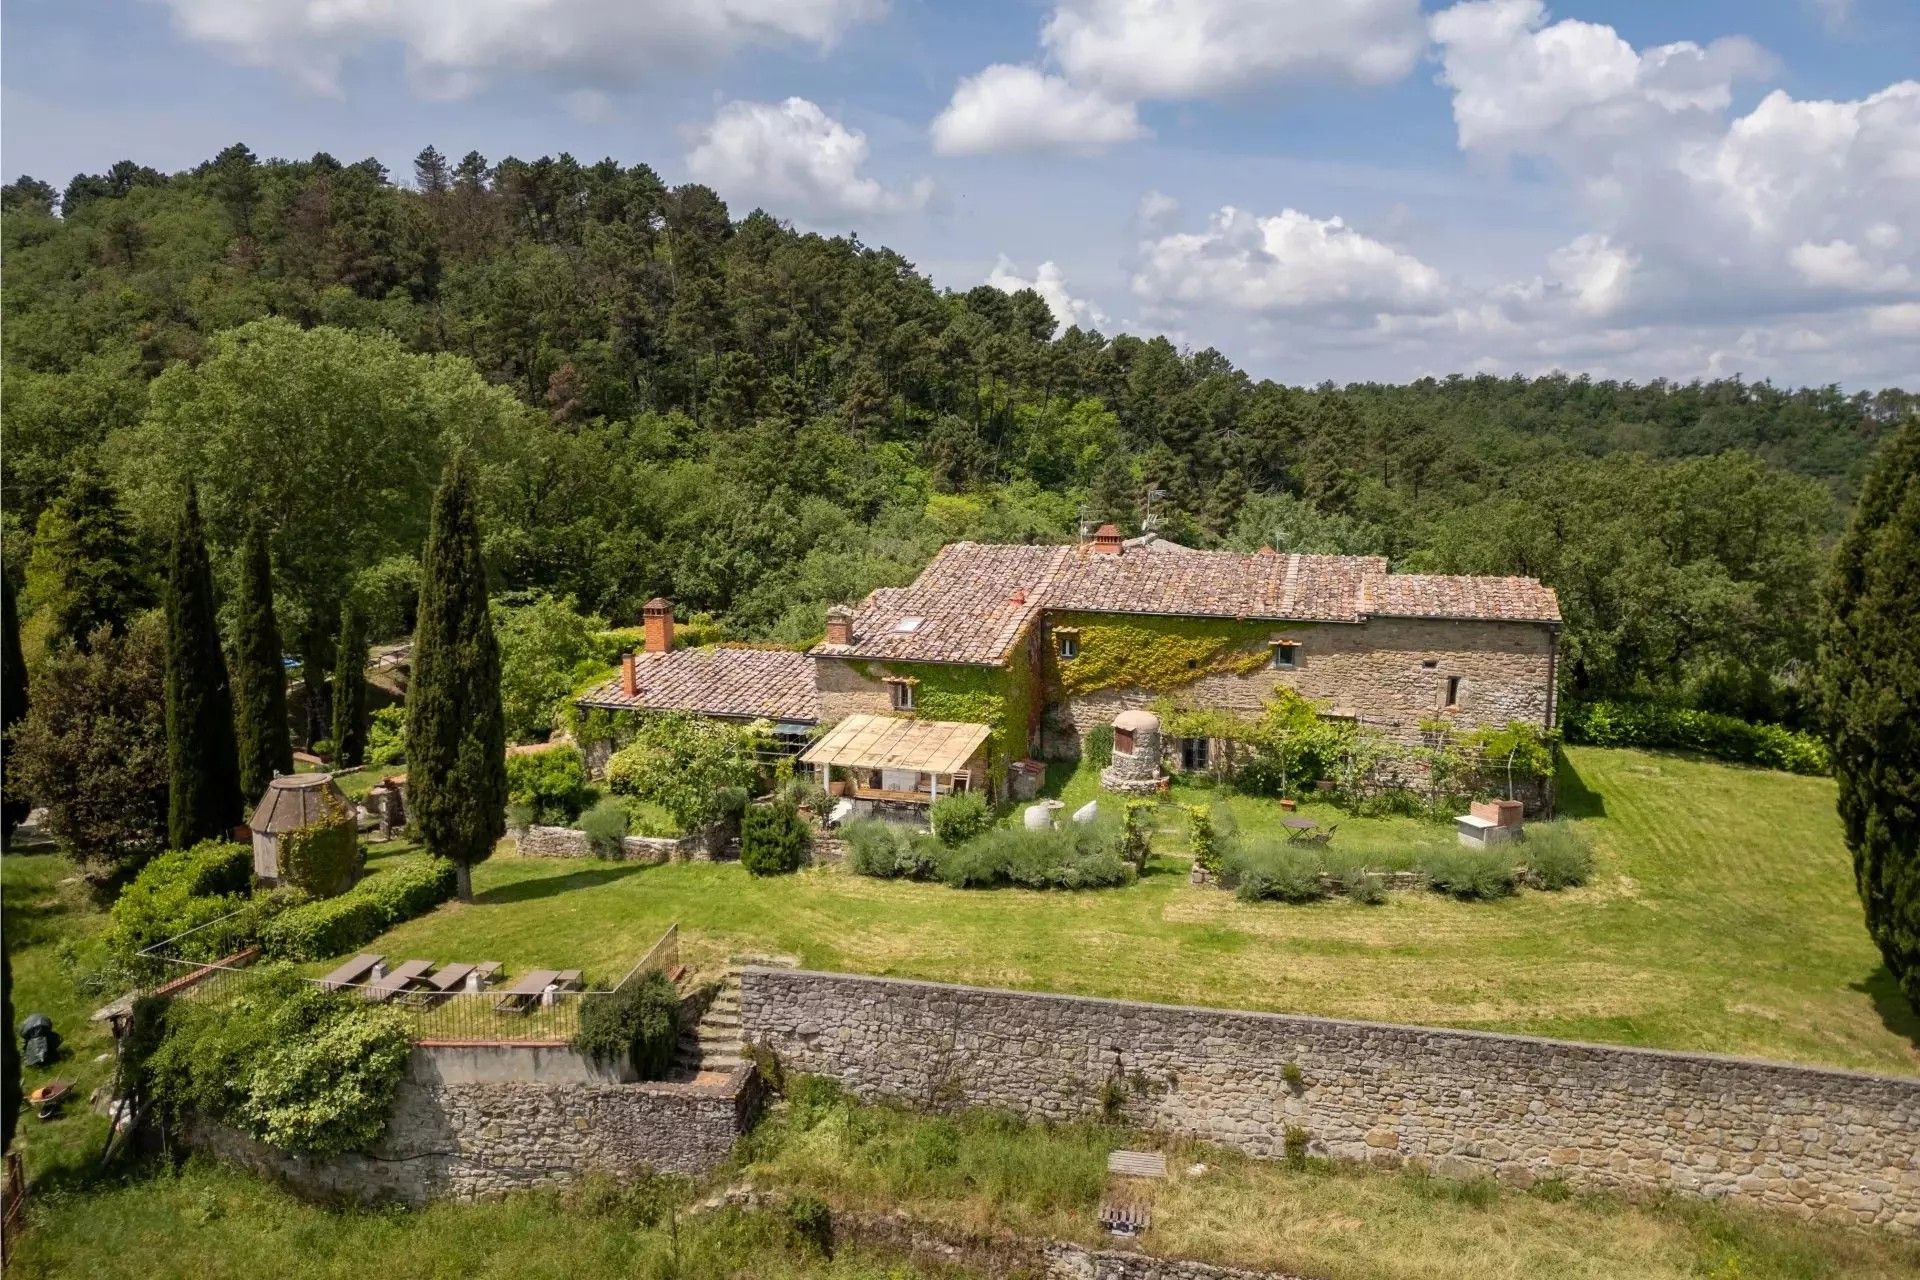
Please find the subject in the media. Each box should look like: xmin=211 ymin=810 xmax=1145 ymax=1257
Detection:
xmin=849 ymin=651 xmax=1034 ymax=782
xmin=1043 ymin=612 xmax=1294 ymax=699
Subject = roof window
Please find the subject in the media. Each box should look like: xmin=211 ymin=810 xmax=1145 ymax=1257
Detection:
xmin=893 ymin=616 xmax=925 ymax=633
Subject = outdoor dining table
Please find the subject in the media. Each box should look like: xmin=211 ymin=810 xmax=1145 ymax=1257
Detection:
xmin=1281 ymin=816 xmax=1318 ymax=842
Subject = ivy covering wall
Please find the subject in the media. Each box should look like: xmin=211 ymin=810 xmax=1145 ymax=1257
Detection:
xmin=852 ymin=643 xmax=1035 ymax=782
xmin=1042 ymin=612 xmax=1293 ymax=699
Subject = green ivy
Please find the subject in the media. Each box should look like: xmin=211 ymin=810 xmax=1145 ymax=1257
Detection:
xmin=1044 ymin=612 xmax=1292 ymax=699
xmin=849 ymin=654 xmax=1033 ymax=779
xmin=277 ymin=791 xmax=361 ymax=898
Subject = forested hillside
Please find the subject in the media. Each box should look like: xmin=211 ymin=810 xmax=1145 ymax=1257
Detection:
xmin=3 ymin=146 xmax=1913 ymax=730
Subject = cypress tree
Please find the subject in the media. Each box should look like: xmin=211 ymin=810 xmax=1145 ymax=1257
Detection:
xmin=331 ymin=601 xmax=369 ymax=768
xmin=407 ymin=453 xmax=505 ymax=900
xmin=2 ymin=573 xmax=29 ymax=846
xmin=231 ymin=519 xmax=293 ymax=800
xmin=1820 ymin=417 xmax=1920 ymax=1013
xmin=164 ymin=482 xmax=243 ymax=848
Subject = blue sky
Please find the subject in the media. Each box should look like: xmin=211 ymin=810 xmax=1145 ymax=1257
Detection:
xmin=5 ymin=0 xmax=1917 ymax=388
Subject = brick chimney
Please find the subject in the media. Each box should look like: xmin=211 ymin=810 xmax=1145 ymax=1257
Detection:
xmin=1090 ymin=522 xmax=1124 ymax=555
xmin=642 ymin=598 xmax=674 ymax=653
xmin=825 ymin=604 xmax=855 ymax=647
xmin=1009 ymin=588 xmax=1026 ymax=606
xmin=619 ymin=651 xmax=637 ymax=698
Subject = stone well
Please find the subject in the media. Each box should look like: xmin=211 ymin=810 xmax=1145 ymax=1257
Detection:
xmin=1099 ymin=709 xmax=1166 ymax=796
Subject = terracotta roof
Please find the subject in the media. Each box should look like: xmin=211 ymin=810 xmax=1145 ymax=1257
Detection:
xmin=251 ymin=773 xmax=352 ymax=834
xmin=811 ymin=541 xmax=1561 ymax=666
xmin=800 ymin=713 xmax=992 ymax=776
xmin=576 ymin=647 xmax=820 ymax=723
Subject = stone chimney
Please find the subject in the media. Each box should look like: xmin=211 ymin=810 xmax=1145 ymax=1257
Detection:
xmin=620 ymin=651 xmax=637 ymax=698
xmin=642 ymin=598 xmax=674 ymax=653
xmin=1090 ymin=522 xmax=1124 ymax=555
xmin=825 ymin=604 xmax=855 ymax=647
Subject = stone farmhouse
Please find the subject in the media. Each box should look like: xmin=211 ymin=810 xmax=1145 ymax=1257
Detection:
xmin=578 ymin=525 xmax=1562 ymax=804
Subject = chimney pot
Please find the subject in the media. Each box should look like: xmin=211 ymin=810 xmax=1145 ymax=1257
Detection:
xmin=1010 ymin=588 xmax=1026 ymax=605
xmin=642 ymin=598 xmax=674 ymax=653
xmin=825 ymin=605 xmax=855 ymax=647
xmin=619 ymin=651 xmax=637 ymax=698
xmin=1090 ymin=522 xmax=1124 ymax=555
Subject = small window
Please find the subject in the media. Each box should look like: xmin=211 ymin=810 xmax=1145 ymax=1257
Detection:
xmin=889 ymin=680 xmax=915 ymax=711
xmin=1444 ymin=675 xmax=1461 ymax=710
xmin=1179 ymin=737 xmax=1210 ymax=771
xmin=1421 ymin=658 xmax=1438 ymax=670
xmin=892 ymin=616 xmax=925 ymax=633
xmin=1057 ymin=632 xmax=1079 ymax=660
xmin=1114 ymin=727 xmax=1136 ymax=755
xmin=1272 ymin=641 xmax=1299 ymax=669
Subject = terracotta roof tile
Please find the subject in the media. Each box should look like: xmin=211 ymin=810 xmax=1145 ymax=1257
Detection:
xmin=577 ymin=647 xmax=820 ymax=723
xmin=810 ymin=541 xmax=1561 ymax=666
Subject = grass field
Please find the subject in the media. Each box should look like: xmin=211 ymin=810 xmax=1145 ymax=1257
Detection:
xmin=355 ymin=746 xmax=1918 ymax=1075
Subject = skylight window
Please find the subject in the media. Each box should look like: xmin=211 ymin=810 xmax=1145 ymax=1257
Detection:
xmin=893 ymin=616 xmax=926 ymax=633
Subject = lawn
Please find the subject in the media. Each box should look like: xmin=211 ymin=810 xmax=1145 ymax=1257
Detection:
xmin=358 ymin=746 xmax=1919 ymax=1075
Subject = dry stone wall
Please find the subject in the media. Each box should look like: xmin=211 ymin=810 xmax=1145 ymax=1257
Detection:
xmin=192 ymin=1048 xmax=756 ymax=1206
xmin=740 ymin=969 xmax=1920 ymax=1234
xmin=515 ymin=825 xmax=720 ymax=862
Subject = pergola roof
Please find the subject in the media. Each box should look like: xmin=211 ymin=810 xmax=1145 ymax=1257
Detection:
xmin=800 ymin=713 xmax=991 ymax=777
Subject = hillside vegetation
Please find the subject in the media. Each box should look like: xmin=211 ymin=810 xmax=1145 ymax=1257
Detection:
xmin=4 ymin=149 xmax=1913 ymax=731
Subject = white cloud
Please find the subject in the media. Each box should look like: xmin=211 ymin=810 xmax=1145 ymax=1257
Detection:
xmin=986 ymin=256 xmax=1110 ymax=331
xmin=685 ymin=98 xmax=931 ymax=223
xmin=1043 ymin=0 xmax=1426 ymax=100
xmin=931 ymin=65 xmax=1145 ymax=155
xmin=152 ymin=0 xmax=886 ymax=97
xmin=1131 ymin=205 xmax=1445 ymax=321
xmin=1429 ymin=0 xmax=1920 ymax=331
xmin=1136 ymin=190 xmax=1181 ymax=232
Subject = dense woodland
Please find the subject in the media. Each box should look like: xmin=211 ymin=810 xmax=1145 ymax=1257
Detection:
xmin=4 ymin=145 xmax=1915 ymax=734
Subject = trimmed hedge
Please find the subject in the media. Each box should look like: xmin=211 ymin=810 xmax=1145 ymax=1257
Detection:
xmin=1562 ymin=699 xmax=1828 ymax=775
xmin=106 ymin=840 xmax=257 ymax=963
xmin=261 ymin=857 xmax=458 ymax=961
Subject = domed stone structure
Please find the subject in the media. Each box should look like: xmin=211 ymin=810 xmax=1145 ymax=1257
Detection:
xmin=1100 ymin=709 xmax=1166 ymax=795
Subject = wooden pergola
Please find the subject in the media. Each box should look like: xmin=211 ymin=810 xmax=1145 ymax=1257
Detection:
xmin=800 ymin=713 xmax=992 ymax=805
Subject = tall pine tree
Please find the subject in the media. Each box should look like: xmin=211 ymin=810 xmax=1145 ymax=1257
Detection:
xmin=232 ymin=519 xmax=293 ymax=800
xmin=330 ymin=601 xmax=370 ymax=768
xmin=407 ymin=454 xmax=505 ymax=900
xmin=1820 ymin=417 xmax=1920 ymax=1013
xmin=2 ymin=573 xmax=29 ymax=845
xmin=164 ymin=482 xmax=243 ymax=848
xmin=25 ymin=464 xmax=149 ymax=652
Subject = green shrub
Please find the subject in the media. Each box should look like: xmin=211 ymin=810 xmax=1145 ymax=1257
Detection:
xmin=578 ymin=796 xmax=630 ymax=857
xmin=1562 ymin=699 xmax=1828 ymax=775
xmin=1425 ymin=847 xmax=1520 ymax=901
xmin=936 ymin=821 xmax=1134 ymax=891
xmin=571 ymin=972 xmax=679 ymax=1080
xmin=605 ymin=712 xmax=763 ymax=832
xmin=740 ymin=800 xmax=811 ymax=876
xmin=785 ymin=1194 xmax=833 ymax=1254
xmin=261 ymin=857 xmax=457 ymax=960
xmin=141 ymin=967 xmax=412 ymax=1156
xmin=1119 ymin=800 xmax=1154 ymax=868
xmin=843 ymin=819 xmax=941 ymax=880
xmin=1081 ymin=724 xmax=1115 ymax=769
xmin=1186 ymin=805 xmax=1224 ymax=875
xmin=1521 ymin=821 xmax=1594 ymax=889
xmin=1227 ymin=844 xmax=1328 ymax=903
xmin=106 ymin=840 xmax=256 ymax=965
xmin=928 ymin=791 xmax=992 ymax=847
xmin=364 ymin=706 xmax=407 ymax=767
xmin=505 ymin=744 xmax=591 ymax=824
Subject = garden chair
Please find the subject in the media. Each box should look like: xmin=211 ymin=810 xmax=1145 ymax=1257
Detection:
xmin=1304 ymin=824 xmax=1339 ymax=849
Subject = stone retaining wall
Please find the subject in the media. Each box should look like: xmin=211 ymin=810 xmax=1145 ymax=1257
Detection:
xmin=514 ymin=826 xmax=721 ymax=861
xmin=192 ymin=1047 xmax=757 ymax=1206
xmin=835 ymin=1209 xmax=1297 ymax=1279
xmin=740 ymin=969 xmax=1920 ymax=1234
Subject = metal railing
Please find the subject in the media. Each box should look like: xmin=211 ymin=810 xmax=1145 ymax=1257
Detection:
xmin=135 ymin=918 xmax=686 ymax=1045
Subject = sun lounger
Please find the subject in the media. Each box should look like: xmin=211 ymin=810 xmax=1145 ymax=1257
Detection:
xmin=422 ymin=963 xmax=475 ymax=994
xmin=320 ymin=953 xmax=383 ymax=991
xmin=553 ymin=969 xmax=582 ymax=991
xmin=492 ymin=969 xmax=560 ymax=1012
xmin=360 ymin=959 xmax=434 ymax=1003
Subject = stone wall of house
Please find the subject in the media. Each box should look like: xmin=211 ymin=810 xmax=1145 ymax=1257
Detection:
xmin=190 ymin=1049 xmax=757 ymax=1206
xmin=514 ymin=826 xmax=723 ymax=862
xmin=739 ymin=969 xmax=1920 ymax=1235
xmin=814 ymin=654 xmax=898 ymax=723
xmin=1041 ymin=617 xmax=1556 ymax=757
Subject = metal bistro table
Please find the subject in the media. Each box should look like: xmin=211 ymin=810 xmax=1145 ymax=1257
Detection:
xmin=1281 ymin=816 xmax=1318 ymax=843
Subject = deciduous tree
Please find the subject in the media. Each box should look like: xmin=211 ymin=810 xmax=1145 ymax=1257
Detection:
xmin=2 ymin=573 xmax=29 ymax=845
xmin=406 ymin=454 xmax=506 ymax=900
xmin=1820 ymin=418 xmax=1920 ymax=1012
